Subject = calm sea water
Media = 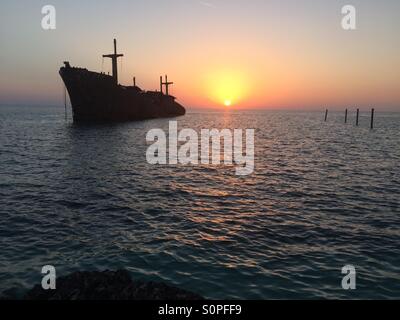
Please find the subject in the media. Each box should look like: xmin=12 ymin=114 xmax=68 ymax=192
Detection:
xmin=0 ymin=105 xmax=399 ymax=299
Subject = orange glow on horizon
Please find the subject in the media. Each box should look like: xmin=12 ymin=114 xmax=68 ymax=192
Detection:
xmin=202 ymin=69 xmax=251 ymax=108
xmin=114 ymin=32 xmax=400 ymax=111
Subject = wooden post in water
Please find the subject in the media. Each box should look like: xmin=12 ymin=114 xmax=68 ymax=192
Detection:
xmin=324 ymin=109 xmax=328 ymax=122
xmin=345 ymin=109 xmax=348 ymax=124
xmin=370 ymin=108 xmax=375 ymax=129
xmin=356 ymin=108 xmax=360 ymax=126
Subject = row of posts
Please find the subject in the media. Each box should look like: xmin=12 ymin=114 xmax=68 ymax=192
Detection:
xmin=324 ymin=108 xmax=375 ymax=129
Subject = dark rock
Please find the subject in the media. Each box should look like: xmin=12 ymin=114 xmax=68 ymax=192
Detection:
xmin=24 ymin=270 xmax=203 ymax=300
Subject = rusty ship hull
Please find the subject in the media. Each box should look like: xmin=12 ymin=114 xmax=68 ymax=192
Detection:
xmin=60 ymin=66 xmax=185 ymax=122
xmin=59 ymin=39 xmax=186 ymax=123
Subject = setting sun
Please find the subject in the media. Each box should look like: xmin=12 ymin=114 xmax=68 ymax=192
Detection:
xmin=203 ymin=69 xmax=251 ymax=107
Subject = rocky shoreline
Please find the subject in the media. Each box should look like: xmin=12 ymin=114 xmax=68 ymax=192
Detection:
xmin=19 ymin=270 xmax=203 ymax=300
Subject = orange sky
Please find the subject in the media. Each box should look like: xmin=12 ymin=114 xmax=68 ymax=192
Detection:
xmin=0 ymin=0 xmax=399 ymax=110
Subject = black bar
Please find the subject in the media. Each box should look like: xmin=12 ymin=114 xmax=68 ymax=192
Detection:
xmin=1 ymin=300 xmax=396 ymax=318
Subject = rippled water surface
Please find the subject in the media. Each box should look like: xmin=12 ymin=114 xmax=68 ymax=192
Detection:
xmin=1 ymin=105 xmax=399 ymax=299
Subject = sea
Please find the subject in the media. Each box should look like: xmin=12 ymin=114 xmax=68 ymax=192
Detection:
xmin=0 ymin=105 xmax=399 ymax=299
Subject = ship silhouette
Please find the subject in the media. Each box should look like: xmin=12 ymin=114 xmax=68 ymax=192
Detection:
xmin=60 ymin=39 xmax=186 ymax=122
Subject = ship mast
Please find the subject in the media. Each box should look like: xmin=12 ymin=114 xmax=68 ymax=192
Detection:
xmin=103 ymin=39 xmax=124 ymax=85
xmin=160 ymin=75 xmax=174 ymax=96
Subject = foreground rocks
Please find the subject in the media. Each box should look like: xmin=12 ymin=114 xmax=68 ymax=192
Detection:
xmin=24 ymin=270 xmax=203 ymax=300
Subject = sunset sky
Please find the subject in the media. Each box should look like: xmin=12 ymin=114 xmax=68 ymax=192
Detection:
xmin=0 ymin=0 xmax=399 ymax=110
